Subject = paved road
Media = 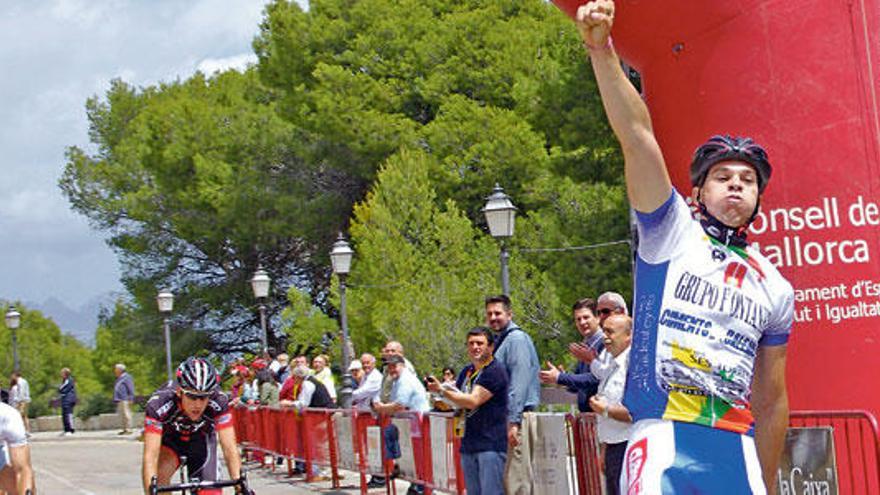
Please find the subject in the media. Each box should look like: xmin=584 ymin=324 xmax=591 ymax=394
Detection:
xmin=28 ymin=430 xmax=392 ymax=494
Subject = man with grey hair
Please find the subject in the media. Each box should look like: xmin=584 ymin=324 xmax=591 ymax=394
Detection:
xmin=352 ymin=353 xmax=382 ymax=411
xmin=113 ymin=363 xmax=136 ymax=435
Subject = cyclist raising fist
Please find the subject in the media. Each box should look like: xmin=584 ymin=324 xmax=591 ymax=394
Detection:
xmin=141 ymin=358 xmax=241 ymax=494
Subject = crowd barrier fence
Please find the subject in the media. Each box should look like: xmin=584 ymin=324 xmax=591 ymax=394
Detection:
xmin=232 ymin=406 xmax=603 ymax=494
xmin=789 ymin=409 xmax=880 ymax=495
xmin=234 ymin=406 xmax=876 ymax=493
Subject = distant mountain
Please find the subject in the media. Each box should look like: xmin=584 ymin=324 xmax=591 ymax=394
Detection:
xmin=28 ymin=292 xmax=120 ymax=346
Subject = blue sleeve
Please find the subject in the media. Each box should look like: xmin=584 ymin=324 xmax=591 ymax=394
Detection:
xmin=556 ymin=367 xmax=599 ymax=392
xmin=634 ymin=188 xmax=676 ymax=228
xmin=504 ymin=333 xmax=539 ymax=424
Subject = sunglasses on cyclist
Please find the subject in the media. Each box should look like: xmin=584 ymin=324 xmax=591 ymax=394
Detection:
xmin=181 ymin=390 xmax=211 ymax=400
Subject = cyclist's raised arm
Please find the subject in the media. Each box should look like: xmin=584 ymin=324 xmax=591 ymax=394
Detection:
xmin=7 ymin=445 xmax=34 ymax=495
xmin=142 ymin=431 xmax=162 ymax=494
xmin=576 ymin=1 xmax=671 ymax=212
xmin=217 ymin=426 xmax=242 ymax=481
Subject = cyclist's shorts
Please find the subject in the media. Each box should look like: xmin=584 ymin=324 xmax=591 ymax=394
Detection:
xmin=161 ymin=432 xmax=220 ymax=494
xmin=621 ymin=419 xmax=766 ymax=495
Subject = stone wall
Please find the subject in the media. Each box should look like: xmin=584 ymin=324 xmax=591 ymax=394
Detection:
xmin=31 ymin=412 xmax=145 ymax=432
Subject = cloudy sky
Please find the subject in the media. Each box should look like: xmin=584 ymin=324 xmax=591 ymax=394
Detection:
xmin=0 ymin=1 xmax=306 ymax=311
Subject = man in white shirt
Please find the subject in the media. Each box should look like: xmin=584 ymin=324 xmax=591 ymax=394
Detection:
xmin=589 ymin=314 xmax=633 ymax=495
xmin=352 ymin=353 xmax=382 ymax=411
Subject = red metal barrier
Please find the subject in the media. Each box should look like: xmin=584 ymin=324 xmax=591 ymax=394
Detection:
xmin=567 ymin=413 xmax=603 ymax=495
xmin=235 ymin=406 xmax=602 ymax=494
xmin=789 ymin=410 xmax=880 ymax=495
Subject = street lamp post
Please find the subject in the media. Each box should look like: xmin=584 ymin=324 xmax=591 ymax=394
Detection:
xmin=5 ymin=306 xmax=21 ymax=372
xmin=156 ymin=290 xmax=174 ymax=383
xmin=330 ymin=233 xmax=354 ymax=409
xmin=483 ymin=184 xmax=518 ymax=296
xmin=250 ymin=267 xmax=271 ymax=354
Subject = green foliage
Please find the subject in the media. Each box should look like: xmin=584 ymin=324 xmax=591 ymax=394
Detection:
xmin=281 ymin=287 xmax=339 ymax=360
xmin=76 ymin=393 xmax=116 ymax=421
xmin=0 ymin=304 xmax=100 ymax=417
xmin=346 ymin=149 xmax=499 ymax=371
xmin=61 ymin=0 xmax=632 ymax=371
xmin=91 ymin=301 xmax=170 ymax=398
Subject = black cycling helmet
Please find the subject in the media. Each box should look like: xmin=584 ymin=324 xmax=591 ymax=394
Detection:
xmin=176 ymin=357 xmax=219 ymax=395
xmin=690 ymin=135 xmax=772 ymax=193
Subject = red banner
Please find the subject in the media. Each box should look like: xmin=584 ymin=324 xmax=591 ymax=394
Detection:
xmin=554 ymin=1 xmax=880 ymax=418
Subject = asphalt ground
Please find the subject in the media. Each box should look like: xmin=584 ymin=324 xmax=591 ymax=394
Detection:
xmin=28 ymin=429 xmax=413 ymax=494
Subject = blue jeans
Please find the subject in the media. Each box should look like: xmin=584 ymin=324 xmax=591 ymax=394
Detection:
xmin=461 ymin=450 xmax=506 ymax=495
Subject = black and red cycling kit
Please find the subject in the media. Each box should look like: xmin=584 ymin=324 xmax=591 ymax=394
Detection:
xmin=144 ymin=384 xmax=234 ymax=484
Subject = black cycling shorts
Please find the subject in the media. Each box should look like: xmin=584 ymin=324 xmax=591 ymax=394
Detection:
xmin=161 ymin=432 xmax=219 ymax=484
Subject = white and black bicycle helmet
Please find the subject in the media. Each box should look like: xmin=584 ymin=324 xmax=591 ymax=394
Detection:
xmin=176 ymin=357 xmax=219 ymax=395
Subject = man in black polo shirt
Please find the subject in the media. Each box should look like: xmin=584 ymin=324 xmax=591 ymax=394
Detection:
xmin=427 ymin=327 xmax=508 ymax=495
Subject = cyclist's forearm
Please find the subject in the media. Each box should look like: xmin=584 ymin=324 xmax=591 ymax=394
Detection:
xmin=218 ymin=428 xmax=242 ymax=479
xmin=142 ymin=433 xmax=161 ymax=494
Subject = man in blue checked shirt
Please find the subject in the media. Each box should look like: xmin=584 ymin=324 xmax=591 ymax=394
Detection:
xmin=484 ymin=294 xmax=539 ymax=495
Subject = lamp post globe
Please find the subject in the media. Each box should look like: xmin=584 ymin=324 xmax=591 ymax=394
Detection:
xmin=482 ymin=184 xmax=517 ymax=296
xmin=251 ymin=267 xmax=271 ymax=354
xmin=5 ymin=306 xmax=21 ymax=372
xmin=330 ymin=234 xmax=354 ymax=275
xmin=483 ymin=183 xmax=517 ymax=239
xmin=330 ymin=233 xmax=355 ymax=408
xmin=156 ymin=290 xmax=174 ymax=382
xmin=5 ymin=307 xmax=20 ymax=330
xmin=157 ymin=290 xmax=174 ymax=313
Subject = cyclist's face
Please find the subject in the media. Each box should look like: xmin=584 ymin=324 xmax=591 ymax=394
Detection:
xmin=178 ymin=391 xmax=210 ymax=421
xmin=693 ymin=161 xmax=760 ymax=228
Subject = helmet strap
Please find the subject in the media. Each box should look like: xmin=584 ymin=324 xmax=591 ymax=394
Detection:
xmin=695 ymin=198 xmax=751 ymax=249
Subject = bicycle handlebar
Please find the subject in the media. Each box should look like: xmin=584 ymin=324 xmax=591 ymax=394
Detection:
xmin=150 ymin=473 xmax=252 ymax=494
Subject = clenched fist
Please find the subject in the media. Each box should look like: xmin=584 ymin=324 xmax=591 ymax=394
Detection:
xmin=575 ymin=1 xmax=615 ymax=49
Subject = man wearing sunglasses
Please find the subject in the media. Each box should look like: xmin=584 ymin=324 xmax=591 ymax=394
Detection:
xmin=577 ymin=1 xmax=794 ymax=494
xmin=142 ymin=357 xmax=242 ymax=495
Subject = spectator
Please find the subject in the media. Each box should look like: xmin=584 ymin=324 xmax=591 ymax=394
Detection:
xmin=235 ymin=367 xmax=258 ymax=406
xmin=568 ymin=292 xmax=628 ymax=372
xmin=427 ymin=327 xmax=508 ymax=495
xmin=59 ymin=367 xmax=77 ymax=436
xmin=484 ymin=294 xmax=539 ymax=495
xmin=540 ymin=298 xmax=604 ymax=412
xmin=379 ymin=341 xmax=417 ymax=403
xmin=348 ymin=360 xmax=364 ymax=386
xmin=274 ymin=353 xmax=290 ymax=383
xmin=8 ymin=372 xmax=30 ymax=435
xmin=372 ymin=354 xmax=430 ymax=495
xmin=441 ymin=367 xmax=457 ymax=387
xmin=279 ymin=366 xmax=333 ymax=410
xmin=279 ymin=365 xmax=333 ymax=480
xmin=589 ymin=314 xmax=633 ymax=495
xmin=430 ymin=366 xmax=459 ymax=411
xmin=113 ymin=363 xmax=136 ymax=435
xmin=352 ymin=353 xmax=382 ymax=411
xmin=312 ymin=354 xmax=337 ymax=406
xmin=293 ymin=355 xmax=310 ymax=372
xmin=257 ymin=368 xmax=279 ymax=407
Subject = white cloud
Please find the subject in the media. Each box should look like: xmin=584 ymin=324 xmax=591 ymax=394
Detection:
xmin=0 ymin=0 xmax=271 ymax=308
xmin=197 ymin=53 xmax=258 ymax=75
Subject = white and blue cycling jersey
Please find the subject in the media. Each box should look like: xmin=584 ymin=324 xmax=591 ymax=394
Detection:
xmin=624 ymin=190 xmax=794 ymax=434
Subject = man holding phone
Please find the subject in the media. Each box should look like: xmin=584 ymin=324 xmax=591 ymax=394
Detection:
xmin=427 ymin=327 xmax=508 ymax=495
